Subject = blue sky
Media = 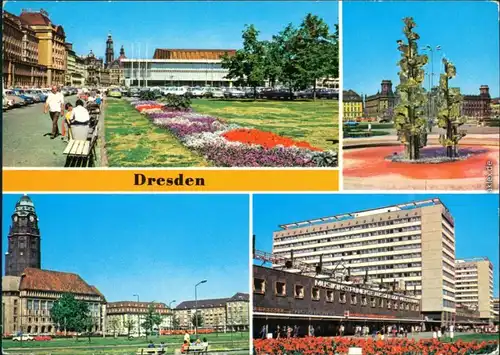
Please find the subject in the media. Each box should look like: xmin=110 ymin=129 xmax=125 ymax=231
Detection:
xmin=2 ymin=194 xmax=249 ymax=305
xmin=343 ymin=1 xmax=499 ymax=97
xmin=5 ymin=1 xmax=338 ymax=59
xmin=253 ymin=194 xmax=500 ymax=297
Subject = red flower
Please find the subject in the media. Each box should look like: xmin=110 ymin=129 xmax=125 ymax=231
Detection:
xmin=222 ymin=128 xmax=322 ymax=151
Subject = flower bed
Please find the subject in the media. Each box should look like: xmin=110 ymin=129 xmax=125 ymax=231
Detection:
xmin=129 ymin=100 xmax=337 ymax=167
xmin=253 ymin=337 xmax=499 ymax=355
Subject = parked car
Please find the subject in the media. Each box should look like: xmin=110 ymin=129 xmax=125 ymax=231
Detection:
xmin=191 ymin=87 xmax=208 ymax=98
xmin=4 ymin=90 xmax=26 ymax=107
xmin=34 ymin=335 xmax=52 ymax=341
xmin=108 ymin=88 xmax=122 ymax=98
xmin=223 ymin=88 xmax=245 ymax=99
xmin=12 ymin=335 xmax=34 ymax=341
xmin=3 ymin=97 xmax=11 ymax=110
xmin=261 ymin=88 xmax=296 ymax=100
xmin=12 ymin=90 xmax=35 ymax=104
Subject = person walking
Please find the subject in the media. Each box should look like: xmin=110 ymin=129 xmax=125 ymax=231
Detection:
xmin=44 ymin=86 xmax=65 ymax=139
xmin=449 ymin=324 xmax=455 ymax=342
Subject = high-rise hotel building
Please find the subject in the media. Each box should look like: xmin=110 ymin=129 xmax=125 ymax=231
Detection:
xmin=272 ymin=198 xmax=456 ymax=325
xmin=455 ymin=257 xmax=494 ymax=322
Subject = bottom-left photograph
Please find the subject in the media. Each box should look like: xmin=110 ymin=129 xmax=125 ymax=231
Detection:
xmin=1 ymin=194 xmax=250 ymax=355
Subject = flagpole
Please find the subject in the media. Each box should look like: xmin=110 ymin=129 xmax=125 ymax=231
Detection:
xmin=145 ymin=43 xmax=148 ymax=88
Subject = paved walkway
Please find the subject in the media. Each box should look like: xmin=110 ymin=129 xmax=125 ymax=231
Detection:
xmin=3 ymin=96 xmax=78 ymax=168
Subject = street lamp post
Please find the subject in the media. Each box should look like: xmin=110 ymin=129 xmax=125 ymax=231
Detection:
xmin=194 ymin=280 xmax=207 ymax=335
xmin=423 ymin=45 xmax=442 ymax=130
xmin=133 ymin=294 xmax=140 ymax=337
xmin=168 ymin=300 xmax=176 ymax=332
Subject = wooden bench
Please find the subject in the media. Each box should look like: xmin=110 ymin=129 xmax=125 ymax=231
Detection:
xmin=136 ymin=348 xmax=167 ymax=355
xmin=63 ymin=128 xmax=98 ymax=167
xmin=175 ymin=344 xmax=208 ymax=354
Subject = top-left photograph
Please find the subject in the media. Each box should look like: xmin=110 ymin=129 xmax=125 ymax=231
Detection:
xmin=2 ymin=1 xmax=339 ymax=168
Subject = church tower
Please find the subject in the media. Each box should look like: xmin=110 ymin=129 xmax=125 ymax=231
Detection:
xmin=105 ymin=33 xmax=114 ymax=66
xmin=5 ymin=195 xmax=41 ymax=276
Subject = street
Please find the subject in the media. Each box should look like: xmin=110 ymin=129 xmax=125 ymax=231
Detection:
xmin=3 ymin=96 xmax=78 ymax=168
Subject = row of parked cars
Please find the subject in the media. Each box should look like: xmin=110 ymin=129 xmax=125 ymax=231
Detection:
xmin=11 ymin=334 xmax=52 ymax=341
xmin=120 ymin=86 xmax=339 ymax=100
xmin=3 ymin=86 xmax=78 ymax=111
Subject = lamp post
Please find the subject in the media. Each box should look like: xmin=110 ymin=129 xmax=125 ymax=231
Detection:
xmin=168 ymin=300 xmax=176 ymax=332
xmin=194 ymin=280 xmax=207 ymax=335
xmin=133 ymin=294 xmax=140 ymax=337
xmin=423 ymin=45 xmax=442 ymax=130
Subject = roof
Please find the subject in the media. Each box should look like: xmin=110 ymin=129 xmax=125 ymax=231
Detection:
xmin=19 ymin=268 xmax=104 ymax=298
xmin=343 ymin=90 xmax=362 ymax=102
xmin=176 ymin=292 xmax=249 ymax=309
xmin=2 ymin=276 xmax=21 ymax=292
xmin=108 ymin=301 xmax=167 ymax=308
xmin=19 ymin=11 xmax=51 ymax=26
xmin=153 ymin=48 xmax=236 ymax=60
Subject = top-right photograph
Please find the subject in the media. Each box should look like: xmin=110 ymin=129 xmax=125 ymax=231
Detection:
xmin=342 ymin=1 xmax=499 ymax=191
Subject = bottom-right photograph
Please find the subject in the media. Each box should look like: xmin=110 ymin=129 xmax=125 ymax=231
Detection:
xmin=251 ymin=194 xmax=499 ymax=355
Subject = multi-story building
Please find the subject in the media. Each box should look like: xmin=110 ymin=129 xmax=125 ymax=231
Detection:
xmin=343 ymin=90 xmax=364 ymax=121
xmin=65 ymin=43 xmax=76 ymax=86
xmin=175 ymin=293 xmax=249 ymax=332
xmin=272 ymin=198 xmax=457 ymax=326
xmin=83 ymin=50 xmax=104 ymax=86
xmin=2 ymin=10 xmax=47 ymax=87
xmin=490 ymin=98 xmax=500 ymax=120
xmin=462 ymin=85 xmax=492 ymax=123
xmin=2 ymin=269 xmax=106 ymax=336
xmin=19 ymin=9 xmax=66 ymax=86
xmin=455 ymin=257 xmax=494 ymax=322
xmin=73 ymin=56 xmax=86 ymax=87
xmin=122 ymin=48 xmax=236 ymax=87
xmin=365 ymin=80 xmax=397 ymax=119
xmin=2 ymin=195 xmax=106 ymax=336
xmin=493 ymin=298 xmax=499 ymax=324
xmin=106 ymin=301 xmax=172 ymax=336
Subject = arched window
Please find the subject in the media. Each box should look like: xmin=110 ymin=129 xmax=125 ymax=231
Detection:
xmin=48 ymin=325 xmax=52 ymax=333
xmin=27 ymin=326 xmax=32 ymax=333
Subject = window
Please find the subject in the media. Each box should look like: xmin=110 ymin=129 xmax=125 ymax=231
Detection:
xmin=351 ymin=294 xmax=357 ymax=305
xmin=311 ymin=288 xmax=320 ymax=301
xmin=361 ymin=296 xmax=367 ymax=306
xmin=370 ymin=297 xmax=376 ymax=307
xmin=294 ymin=285 xmax=305 ymax=299
xmin=326 ymin=290 xmax=334 ymax=303
xmin=253 ymin=278 xmax=265 ymax=294
xmin=27 ymin=299 xmax=33 ymax=310
xmin=379 ymin=298 xmax=384 ymax=308
xmin=339 ymin=292 xmax=347 ymax=303
xmin=275 ymin=282 xmax=286 ymax=297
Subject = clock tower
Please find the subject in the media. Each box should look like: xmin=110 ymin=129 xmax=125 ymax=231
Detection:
xmin=5 ymin=195 xmax=41 ymax=276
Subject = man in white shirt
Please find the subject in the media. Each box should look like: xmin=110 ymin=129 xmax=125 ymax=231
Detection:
xmin=44 ymin=86 xmax=65 ymax=139
xmin=70 ymin=99 xmax=90 ymax=124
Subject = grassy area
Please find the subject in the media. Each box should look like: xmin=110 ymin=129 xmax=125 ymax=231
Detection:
xmin=104 ymin=99 xmax=209 ymax=167
xmin=192 ymin=99 xmax=339 ymax=151
xmin=3 ymin=332 xmax=249 ymax=354
xmin=441 ymin=333 xmax=499 ymax=343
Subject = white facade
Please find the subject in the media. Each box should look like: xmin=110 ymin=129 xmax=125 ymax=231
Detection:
xmin=121 ymin=59 xmax=232 ymax=87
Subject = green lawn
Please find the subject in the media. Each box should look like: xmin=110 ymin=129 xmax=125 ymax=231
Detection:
xmin=3 ymin=332 xmax=249 ymax=354
xmin=104 ymin=99 xmax=209 ymax=167
xmin=192 ymin=99 xmax=339 ymax=151
xmin=441 ymin=333 xmax=499 ymax=343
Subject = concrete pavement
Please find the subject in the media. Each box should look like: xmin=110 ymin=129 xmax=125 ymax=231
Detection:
xmin=3 ymin=96 xmax=78 ymax=167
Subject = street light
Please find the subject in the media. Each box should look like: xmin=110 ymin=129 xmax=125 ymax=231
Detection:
xmin=133 ymin=294 xmax=140 ymax=337
xmin=423 ymin=45 xmax=442 ymax=129
xmin=168 ymin=300 xmax=176 ymax=332
xmin=194 ymin=280 xmax=207 ymax=335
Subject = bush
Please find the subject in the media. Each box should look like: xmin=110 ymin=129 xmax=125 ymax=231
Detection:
xmin=203 ymin=92 xmax=214 ymax=99
xmin=139 ymin=91 xmax=157 ymax=101
xmin=160 ymin=94 xmax=192 ymax=111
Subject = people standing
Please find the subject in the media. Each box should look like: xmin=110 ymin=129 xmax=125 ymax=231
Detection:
xmin=44 ymin=86 xmax=65 ymax=139
xmin=183 ymin=331 xmax=190 ymax=344
xmin=449 ymin=324 xmax=455 ymax=341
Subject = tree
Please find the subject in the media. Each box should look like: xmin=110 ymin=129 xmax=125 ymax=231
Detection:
xmin=141 ymin=303 xmax=162 ymax=340
xmin=221 ymin=24 xmax=266 ymax=98
xmin=50 ymin=293 xmax=91 ymax=341
xmin=171 ymin=315 xmax=180 ymax=331
xmin=394 ymin=17 xmax=429 ymax=160
xmin=295 ymin=14 xmax=339 ymax=99
xmin=125 ymin=318 xmax=135 ymax=339
xmin=191 ymin=312 xmax=204 ymax=330
xmin=273 ymin=24 xmax=302 ymax=99
xmin=109 ymin=317 xmax=120 ymax=338
xmin=437 ymin=58 xmax=466 ymax=158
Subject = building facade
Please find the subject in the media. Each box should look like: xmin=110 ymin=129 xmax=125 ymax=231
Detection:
xmin=2 ymin=10 xmax=47 ymax=88
xmin=491 ymin=98 xmax=500 ymax=120
xmin=462 ymin=85 xmax=492 ymax=123
xmin=83 ymin=50 xmax=104 ymax=86
xmin=106 ymin=301 xmax=172 ymax=336
xmin=253 ymin=265 xmax=422 ymax=337
xmin=2 ymin=269 xmax=106 ymax=336
xmin=122 ymin=48 xmax=236 ymax=87
xmin=365 ymin=80 xmax=396 ymax=119
xmin=64 ymin=43 xmax=76 ymax=86
xmin=455 ymin=258 xmax=494 ymax=322
xmin=175 ymin=293 xmax=249 ymax=332
xmin=271 ymin=198 xmax=457 ymax=326
xmin=19 ymin=9 xmax=66 ymax=86
xmin=73 ymin=56 xmax=86 ymax=87
xmin=343 ymin=90 xmax=363 ymax=121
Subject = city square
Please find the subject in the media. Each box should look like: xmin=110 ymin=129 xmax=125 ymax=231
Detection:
xmin=342 ymin=1 xmax=499 ymax=190
xmin=1 ymin=194 xmax=250 ymax=354
xmin=2 ymin=1 xmax=339 ymax=168
xmin=252 ymin=194 xmax=499 ymax=354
